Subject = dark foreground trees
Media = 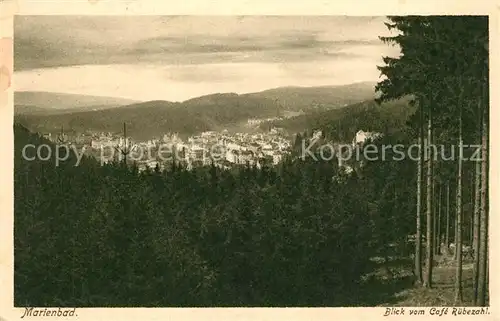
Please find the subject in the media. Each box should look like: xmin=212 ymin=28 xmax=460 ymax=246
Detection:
xmin=376 ymin=15 xmax=489 ymax=304
xmin=15 ymin=122 xmax=416 ymax=307
xmin=13 ymin=15 xmax=489 ymax=307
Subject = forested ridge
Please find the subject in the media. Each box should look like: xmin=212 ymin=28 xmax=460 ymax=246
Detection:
xmin=14 ymin=15 xmax=489 ymax=307
xmin=15 ymin=83 xmax=376 ymax=140
xmin=262 ymin=97 xmax=415 ymax=141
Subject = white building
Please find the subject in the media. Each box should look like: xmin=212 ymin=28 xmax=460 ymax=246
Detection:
xmin=227 ymin=142 xmax=244 ymax=152
xmin=352 ymin=130 xmax=383 ymax=146
xmin=273 ymin=153 xmax=283 ymax=165
xmin=225 ymin=149 xmax=239 ymax=163
xmin=91 ymin=138 xmax=116 ymax=149
xmin=262 ymin=144 xmax=273 ymax=156
xmin=312 ymin=130 xmax=323 ymax=140
xmin=201 ymin=131 xmax=215 ymax=137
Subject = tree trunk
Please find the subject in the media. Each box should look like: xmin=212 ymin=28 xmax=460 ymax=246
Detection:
xmin=437 ymin=184 xmax=442 ymax=255
xmin=477 ymin=98 xmax=489 ymax=306
xmin=473 ymin=104 xmax=483 ymax=302
xmin=415 ymin=103 xmax=424 ymax=285
xmin=424 ymin=104 xmax=434 ymax=288
xmin=454 ymin=206 xmax=459 ymax=260
xmin=454 ymin=99 xmax=464 ymax=304
xmin=486 ymin=243 xmax=489 ymax=304
xmin=123 ymin=122 xmax=128 ymax=164
xmin=468 ymin=173 xmax=471 ymax=245
xmin=433 ymin=180 xmax=437 ymax=255
xmin=470 ymin=171 xmax=474 ymax=245
xmin=445 ymin=182 xmax=450 ymax=254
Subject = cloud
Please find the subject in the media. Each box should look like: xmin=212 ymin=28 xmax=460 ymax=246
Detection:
xmin=14 ymin=60 xmax=383 ymax=102
xmin=13 ymin=16 xmax=401 ymax=101
xmin=14 ymin=16 xmax=399 ymax=71
xmin=130 ymin=33 xmax=321 ymax=54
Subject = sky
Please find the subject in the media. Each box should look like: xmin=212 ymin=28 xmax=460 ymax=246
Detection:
xmin=14 ymin=16 xmax=401 ymax=102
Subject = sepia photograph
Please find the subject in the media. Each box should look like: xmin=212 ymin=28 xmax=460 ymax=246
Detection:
xmin=10 ymin=13 xmax=490 ymax=311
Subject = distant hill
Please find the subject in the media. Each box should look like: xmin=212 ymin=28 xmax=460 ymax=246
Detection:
xmin=15 ymin=91 xmax=140 ymax=112
xmin=182 ymin=93 xmax=240 ymax=106
xmin=15 ymin=94 xmax=279 ymax=140
xmin=14 ymin=83 xmax=379 ymax=140
xmin=263 ymin=97 xmax=415 ymax=141
xmin=14 ymin=103 xmax=142 ymax=116
xmin=247 ymin=81 xmax=377 ymax=112
xmin=14 ymin=105 xmax=52 ymax=115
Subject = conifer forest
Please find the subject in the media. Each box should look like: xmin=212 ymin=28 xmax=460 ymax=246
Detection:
xmin=14 ymin=15 xmax=489 ymax=307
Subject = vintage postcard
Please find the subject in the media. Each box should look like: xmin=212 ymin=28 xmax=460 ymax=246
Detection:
xmin=0 ymin=0 xmax=498 ymax=320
